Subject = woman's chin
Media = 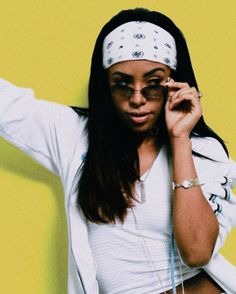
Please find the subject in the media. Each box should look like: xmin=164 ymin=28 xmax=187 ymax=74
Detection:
xmin=129 ymin=123 xmax=155 ymax=135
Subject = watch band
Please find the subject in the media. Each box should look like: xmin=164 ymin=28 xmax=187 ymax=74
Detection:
xmin=172 ymin=178 xmax=203 ymax=190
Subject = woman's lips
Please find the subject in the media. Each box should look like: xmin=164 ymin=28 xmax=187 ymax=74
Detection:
xmin=128 ymin=112 xmax=151 ymax=124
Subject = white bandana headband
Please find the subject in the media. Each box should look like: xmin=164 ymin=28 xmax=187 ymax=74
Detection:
xmin=103 ymin=21 xmax=177 ymax=70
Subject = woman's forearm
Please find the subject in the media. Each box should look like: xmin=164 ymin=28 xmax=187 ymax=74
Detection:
xmin=171 ymin=136 xmax=219 ymax=267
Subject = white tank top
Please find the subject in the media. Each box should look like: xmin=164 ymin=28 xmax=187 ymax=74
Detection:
xmin=87 ymin=147 xmax=200 ymax=293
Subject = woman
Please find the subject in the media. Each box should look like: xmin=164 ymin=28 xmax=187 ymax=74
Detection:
xmin=0 ymin=7 xmax=236 ymax=294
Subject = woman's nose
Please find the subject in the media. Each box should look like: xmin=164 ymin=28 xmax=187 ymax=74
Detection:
xmin=129 ymin=89 xmax=147 ymax=107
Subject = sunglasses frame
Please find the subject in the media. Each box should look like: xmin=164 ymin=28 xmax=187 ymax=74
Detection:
xmin=110 ymin=84 xmax=167 ymax=100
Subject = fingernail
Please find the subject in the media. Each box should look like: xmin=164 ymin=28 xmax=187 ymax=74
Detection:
xmin=165 ymin=77 xmax=171 ymax=84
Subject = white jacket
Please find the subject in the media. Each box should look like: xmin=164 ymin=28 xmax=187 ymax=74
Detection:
xmin=0 ymin=78 xmax=236 ymax=294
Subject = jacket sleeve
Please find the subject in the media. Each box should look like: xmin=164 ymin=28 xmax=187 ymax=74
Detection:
xmin=0 ymin=78 xmax=86 ymax=178
xmin=192 ymin=136 xmax=236 ymax=257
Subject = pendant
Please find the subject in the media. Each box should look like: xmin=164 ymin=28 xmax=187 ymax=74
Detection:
xmin=139 ymin=181 xmax=146 ymax=203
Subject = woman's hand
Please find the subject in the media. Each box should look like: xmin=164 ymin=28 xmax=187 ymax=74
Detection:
xmin=164 ymin=79 xmax=202 ymax=140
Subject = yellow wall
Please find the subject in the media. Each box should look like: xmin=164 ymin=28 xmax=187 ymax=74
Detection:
xmin=0 ymin=1 xmax=235 ymax=293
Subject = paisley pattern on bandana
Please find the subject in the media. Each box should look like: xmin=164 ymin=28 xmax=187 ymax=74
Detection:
xmin=103 ymin=21 xmax=177 ymax=70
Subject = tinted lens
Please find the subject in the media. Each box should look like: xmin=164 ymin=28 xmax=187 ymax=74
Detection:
xmin=142 ymin=85 xmax=166 ymax=99
xmin=111 ymin=85 xmax=133 ymax=98
xmin=110 ymin=85 xmax=166 ymax=99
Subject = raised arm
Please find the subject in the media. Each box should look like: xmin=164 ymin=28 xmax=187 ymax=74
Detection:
xmin=165 ymin=79 xmax=222 ymax=267
xmin=0 ymin=78 xmax=86 ymax=181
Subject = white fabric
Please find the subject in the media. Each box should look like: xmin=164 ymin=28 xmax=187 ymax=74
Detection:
xmin=0 ymin=78 xmax=236 ymax=293
xmin=87 ymin=146 xmax=200 ymax=293
xmin=103 ymin=21 xmax=177 ymax=70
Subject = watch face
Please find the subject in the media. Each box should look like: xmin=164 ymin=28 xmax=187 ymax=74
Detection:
xmin=182 ymin=180 xmax=191 ymax=189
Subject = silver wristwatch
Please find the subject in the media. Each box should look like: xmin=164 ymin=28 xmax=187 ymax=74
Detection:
xmin=172 ymin=178 xmax=203 ymax=190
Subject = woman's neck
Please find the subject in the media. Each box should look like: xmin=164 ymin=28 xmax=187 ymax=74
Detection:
xmin=137 ymin=135 xmax=160 ymax=177
xmin=137 ymin=135 xmax=158 ymax=154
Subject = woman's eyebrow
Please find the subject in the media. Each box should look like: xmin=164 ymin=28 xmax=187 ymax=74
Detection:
xmin=111 ymin=68 xmax=165 ymax=80
xmin=111 ymin=72 xmax=132 ymax=79
xmin=111 ymin=72 xmax=133 ymax=82
xmin=144 ymin=68 xmax=165 ymax=78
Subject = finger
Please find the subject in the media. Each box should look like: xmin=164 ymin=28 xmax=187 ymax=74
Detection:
xmin=166 ymin=81 xmax=194 ymax=106
xmin=169 ymin=94 xmax=201 ymax=111
xmin=198 ymin=91 xmax=203 ymax=99
xmin=165 ymin=81 xmax=190 ymax=90
xmin=172 ymin=87 xmax=199 ymax=98
xmin=165 ymin=95 xmax=176 ymax=112
xmin=169 ymin=87 xmax=199 ymax=106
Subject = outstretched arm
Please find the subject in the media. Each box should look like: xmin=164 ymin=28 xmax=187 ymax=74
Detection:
xmin=0 ymin=78 xmax=85 ymax=180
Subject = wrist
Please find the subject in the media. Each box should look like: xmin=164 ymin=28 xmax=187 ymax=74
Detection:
xmin=172 ymin=178 xmax=203 ymax=190
xmin=170 ymin=135 xmax=191 ymax=146
xmin=170 ymin=136 xmax=192 ymax=160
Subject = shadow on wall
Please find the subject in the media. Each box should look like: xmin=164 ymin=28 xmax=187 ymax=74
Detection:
xmin=0 ymin=138 xmax=68 ymax=294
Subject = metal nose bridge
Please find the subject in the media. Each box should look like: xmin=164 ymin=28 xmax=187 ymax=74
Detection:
xmin=130 ymin=88 xmax=145 ymax=97
xmin=133 ymin=89 xmax=143 ymax=93
xmin=129 ymin=88 xmax=147 ymax=105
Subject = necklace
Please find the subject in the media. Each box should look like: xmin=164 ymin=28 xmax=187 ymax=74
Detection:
xmin=137 ymin=172 xmax=151 ymax=204
xmin=136 ymin=151 xmax=160 ymax=204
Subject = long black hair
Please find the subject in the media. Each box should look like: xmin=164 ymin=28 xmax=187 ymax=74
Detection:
xmin=76 ymin=8 xmax=228 ymax=224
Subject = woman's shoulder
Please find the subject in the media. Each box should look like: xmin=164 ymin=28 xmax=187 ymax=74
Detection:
xmin=70 ymin=106 xmax=89 ymax=117
xmin=52 ymin=104 xmax=88 ymax=128
xmin=191 ymin=136 xmax=228 ymax=163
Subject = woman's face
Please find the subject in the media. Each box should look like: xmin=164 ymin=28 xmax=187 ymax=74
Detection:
xmin=108 ymin=60 xmax=171 ymax=133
